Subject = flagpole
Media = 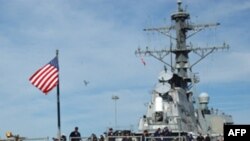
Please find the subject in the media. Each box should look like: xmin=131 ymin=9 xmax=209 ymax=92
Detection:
xmin=56 ymin=49 xmax=61 ymax=141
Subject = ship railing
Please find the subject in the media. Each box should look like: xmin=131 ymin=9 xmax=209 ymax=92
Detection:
xmin=145 ymin=136 xmax=185 ymax=141
xmin=82 ymin=135 xmax=224 ymax=141
xmin=22 ymin=137 xmax=49 ymax=141
xmin=209 ymin=135 xmax=224 ymax=141
xmin=0 ymin=139 xmax=15 ymax=141
xmin=106 ymin=135 xmax=142 ymax=141
xmin=105 ymin=136 xmax=185 ymax=141
xmin=69 ymin=137 xmax=89 ymax=141
xmin=0 ymin=137 xmax=49 ymax=141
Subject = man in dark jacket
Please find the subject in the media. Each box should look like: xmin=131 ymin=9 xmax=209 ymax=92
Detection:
xmin=69 ymin=127 xmax=81 ymax=141
xmin=196 ymin=133 xmax=204 ymax=141
xmin=204 ymin=134 xmax=210 ymax=141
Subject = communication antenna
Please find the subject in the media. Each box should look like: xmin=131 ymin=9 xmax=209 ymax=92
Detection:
xmin=135 ymin=0 xmax=229 ymax=91
xmin=155 ymin=83 xmax=171 ymax=94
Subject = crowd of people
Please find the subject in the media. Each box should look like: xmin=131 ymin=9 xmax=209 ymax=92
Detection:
xmin=152 ymin=127 xmax=171 ymax=141
xmin=190 ymin=133 xmax=211 ymax=141
xmin=53 ymin=127 xmax=223 ymax=141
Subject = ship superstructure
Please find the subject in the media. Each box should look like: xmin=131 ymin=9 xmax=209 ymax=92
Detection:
xmin=135 ymin=0 xmax=233 ymax=136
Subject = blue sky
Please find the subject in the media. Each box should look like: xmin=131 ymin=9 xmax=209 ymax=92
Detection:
xmin=0 ymin=0 xmax=249 ymax=139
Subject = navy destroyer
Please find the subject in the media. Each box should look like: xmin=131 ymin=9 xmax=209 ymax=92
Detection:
xmin=0 ymin=1 xmax=234 ymax=141
xmin=134 ymin=0 xmax=233 ymax=140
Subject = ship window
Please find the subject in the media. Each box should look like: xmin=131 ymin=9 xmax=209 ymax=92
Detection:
xmin=155 ymin=112 xmax=163 ymax=122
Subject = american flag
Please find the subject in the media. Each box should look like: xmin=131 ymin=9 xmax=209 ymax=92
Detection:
xmin=29 ymin=56 xmax=59 ymax=94
xmin=140 ymin=57 xmax=146 ymax=66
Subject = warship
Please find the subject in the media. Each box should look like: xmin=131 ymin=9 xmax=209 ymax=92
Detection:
xmin=133 ymin=0 xmax=233 ymax=140
xmin=0 ymin=1 xmax=234 ymax=141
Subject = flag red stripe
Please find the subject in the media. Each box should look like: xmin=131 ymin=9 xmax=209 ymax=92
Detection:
xmin=41 ymin=71 xmax=58 ymax=92
xmin=38 ymin=67 xmax=58 ymax=89
xmin=30 ymin=65 xmax=52 ymax=86
xmin=29 ymin=65 xmax=51 ymax=84
xmin=29 ymin=57 xmax=59 ymax=94
xmin=44 ymin=77 xmax=58 ymax=94
xmin=141 ymin=57 xmax=146 ymax=66
xmin=36 ymin=66 xmax=55 ymax=88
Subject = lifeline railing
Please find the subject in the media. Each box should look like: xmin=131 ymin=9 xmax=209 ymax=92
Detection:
xmin=106 ymin=136 xmax=185 ymax=141
xmin=0 ymin=137 xmax=49 ymax=141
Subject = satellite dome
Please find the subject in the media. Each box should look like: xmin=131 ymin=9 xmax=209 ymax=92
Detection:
xmin=198 ymin=92 xmax=210 ymax=110
xmin=158 ymin=70 xmax=173 ymax=81
xmin=199 ymin=92 xmax=209 ymax=98
xmin=155 ymin=82 xmax=171 ymax=94
xmin=199 ymin=92 xmax=209 ymax=103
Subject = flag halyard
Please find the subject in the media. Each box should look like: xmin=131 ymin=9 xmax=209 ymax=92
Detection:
xmin=29 ymin=57 xmax=59 ymax=94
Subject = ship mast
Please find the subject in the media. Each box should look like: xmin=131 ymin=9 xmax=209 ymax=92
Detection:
xmin=135 ymin=0 xmax=229 ymax=91
xmin=136 ymin=0 xmax=233 ymax=135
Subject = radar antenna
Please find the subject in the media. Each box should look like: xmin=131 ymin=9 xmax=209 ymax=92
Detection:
xmin=135 ymin=0 xmax=229 ymax=90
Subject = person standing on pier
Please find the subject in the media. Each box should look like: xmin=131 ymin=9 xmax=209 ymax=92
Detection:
xmin=69 ymin=127 xmax=81 ymax=141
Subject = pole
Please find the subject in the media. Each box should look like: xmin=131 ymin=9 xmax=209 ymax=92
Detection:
xmin=115 ymin=99 xmax=117 ymax=129
xmin=56 ymin=50 xmax=61 ymax=141
xmin=112 ymin=95 xmax=119 ymax=130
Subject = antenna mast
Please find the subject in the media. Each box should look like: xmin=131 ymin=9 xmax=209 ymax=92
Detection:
xmin=135 ymin=0 xmax=229 ymax=90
